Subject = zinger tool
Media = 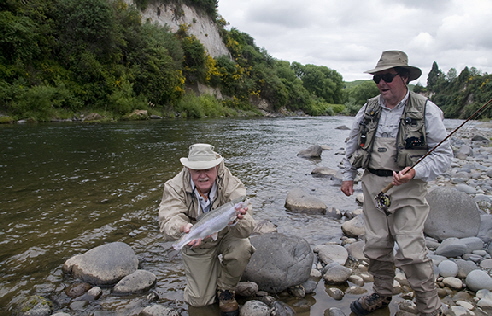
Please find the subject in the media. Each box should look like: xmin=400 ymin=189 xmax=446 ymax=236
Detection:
xmin=375 ymin=98 xmax=492 ymax=214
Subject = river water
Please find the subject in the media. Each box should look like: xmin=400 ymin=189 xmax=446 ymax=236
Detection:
xmin=0 ymin=116 xmax=468 ymax=315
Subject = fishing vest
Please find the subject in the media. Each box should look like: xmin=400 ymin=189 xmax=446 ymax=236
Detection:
xmin=349 ymin=91 xmax=429 ymax=170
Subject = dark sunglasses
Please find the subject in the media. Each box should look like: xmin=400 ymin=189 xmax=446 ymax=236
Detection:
xmin=373 ymin=73 xmax=399 ymax=84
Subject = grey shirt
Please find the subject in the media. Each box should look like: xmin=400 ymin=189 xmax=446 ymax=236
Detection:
xmin=341 ymin=91 xmax=453 ymax=182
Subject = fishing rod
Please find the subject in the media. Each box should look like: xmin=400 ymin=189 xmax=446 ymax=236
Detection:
xmin=375 ymin=97 xmax=492 ymax=214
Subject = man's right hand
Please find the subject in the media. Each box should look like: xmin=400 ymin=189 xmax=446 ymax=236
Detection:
xmin=341 ymin=180 xmax=354 ymax=197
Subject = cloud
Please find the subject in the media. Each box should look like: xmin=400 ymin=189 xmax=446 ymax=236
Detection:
xmin=218 ymin=0 xmax=492 ymax=83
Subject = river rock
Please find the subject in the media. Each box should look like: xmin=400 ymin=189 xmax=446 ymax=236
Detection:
xmin=63 ymin=242 xmax=139 ymax=285
xmin=285 ymin=188 xmax=327 ymax=214
xmin=341 ymin=214 xmax=365 ymax=237
xmin=314 ymin=244 xmax=348 ymax=265
xmin=481 ymin=259 xmax=492 ymax=269
xmin=311 ymin=167 xmax=337 ymax=179
xmin=465 ymin=269 xmax=492 ymax=292
xmin=141 ymin=304 xmax=180 ymax=316
xmin=270 ymin=301 xmax=296 ymax=316
xmin=460 ymin=236 xmax=484 ymax=253
xmin=15 ymin=295 xmax=52 ymax=316
xmin=243 ymin=233 xmax=314 ymax=292
xmin=112 ymin=269 xmax=156 ymax=294
xmin=345 ymin=240 xmax=365 ymax=260
xmin=297 ymin=145 xmax=323 ymax=158
xmin=442 ymin=277 xmax=463 ymax=289
xmin=325 ymin=307 xmax=346 ymax=316
xmin=65 ymin=282 xmax=91 ymax=298
xmin=241 ymin=300 xmax=270 ymax=316
xmin=456 ymin=259 xmax=479 ymax=278
xmin=322 ymin=263 xmax=352 ymax=284
xmin=435 ymin=238 xmax=468 ymax=258
xmin=478 ymin=214 xmax=492 ymax=243
xmin=438 ymin=259 xmax=458 ymax=278
xmin=424 ymin=187 xmax=481 ymax=240
xmin=235 ymin=282 xmax=258 ymax=297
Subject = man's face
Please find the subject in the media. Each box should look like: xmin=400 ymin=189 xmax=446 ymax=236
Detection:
xmin=189 ymin=166 xmax=218 ymax=193
xmin=373 ymin=69 xmax=408 ymax=106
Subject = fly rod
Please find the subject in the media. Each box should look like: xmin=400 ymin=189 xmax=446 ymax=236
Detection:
xmin=375 ymin=97 xmax=492 ymax=214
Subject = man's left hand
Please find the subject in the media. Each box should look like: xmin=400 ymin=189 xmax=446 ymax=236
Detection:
xmin=235 ymin=205 xmax=248 ymax=220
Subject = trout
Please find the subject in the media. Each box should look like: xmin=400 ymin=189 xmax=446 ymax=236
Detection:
xmin=172 ymin=196 xmax=248 ymax=250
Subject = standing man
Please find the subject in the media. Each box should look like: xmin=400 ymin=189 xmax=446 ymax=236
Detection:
xmin=340 ymin=51 xmax=452 ymax=316
xmin=159 ymin=143 xmax=255 ymax=316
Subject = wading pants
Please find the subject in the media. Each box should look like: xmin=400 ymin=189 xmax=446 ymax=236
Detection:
xmin=362 ymin=172 xmax=441 ymax=315
xmin=181 ymin=234 xmax=254 ymax=306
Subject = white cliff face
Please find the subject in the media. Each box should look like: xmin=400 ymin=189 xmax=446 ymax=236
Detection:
xmin=126 ymin=1 xmax=231 ymax=58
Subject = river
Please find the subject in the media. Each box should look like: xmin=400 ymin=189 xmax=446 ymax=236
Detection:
xmin=0 ymin=116 xmax=468 ymax=315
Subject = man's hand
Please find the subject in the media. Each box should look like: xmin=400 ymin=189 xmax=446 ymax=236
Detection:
xmin=392 ymin=167 xmax=415 ymax=186
xmin=180 ymin=223 xmax=204 ymax=247
xmin=235 ymin=204 xmax=248 ymax=220
xmin=341 ymin=180 xmax=354 ymax=197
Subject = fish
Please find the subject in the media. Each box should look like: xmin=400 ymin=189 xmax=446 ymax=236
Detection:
xmin=172 ymin=196 xmax=248 ymax=250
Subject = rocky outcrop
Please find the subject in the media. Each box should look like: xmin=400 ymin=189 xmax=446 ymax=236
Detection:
xmin=127 ymin=1 xmax=231 ymax=59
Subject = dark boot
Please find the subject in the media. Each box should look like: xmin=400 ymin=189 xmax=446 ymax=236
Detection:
xmin=350 ymin=292 xmax=392 ymax=316
xmin=217 ymin=289 xmax=239 ymax=316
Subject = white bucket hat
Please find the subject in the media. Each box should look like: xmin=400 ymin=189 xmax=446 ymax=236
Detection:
xmin=364 ymin=51 xmax=422 ymax=81
xmin=180 ymin=143 xmax=223 ymax=169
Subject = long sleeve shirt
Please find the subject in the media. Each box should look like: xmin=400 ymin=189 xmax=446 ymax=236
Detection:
xmin=341 ymin=91 xmax=453 ymax=182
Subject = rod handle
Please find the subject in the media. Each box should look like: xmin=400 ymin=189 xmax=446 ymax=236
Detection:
xmin=381 ymin=182 xmax=394 ymax=194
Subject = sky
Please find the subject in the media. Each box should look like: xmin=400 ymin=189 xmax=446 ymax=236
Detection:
xmin=217 ymin=0 xmax=492 ymax=84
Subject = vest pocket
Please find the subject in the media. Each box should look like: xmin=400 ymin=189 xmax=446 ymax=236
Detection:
xmin=397 ymin=149 xmax=428 ymax=167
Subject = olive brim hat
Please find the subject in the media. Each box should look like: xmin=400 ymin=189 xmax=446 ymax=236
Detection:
xmin=364 ymin=50 xmax=422 ymax=81
xmin=180 ymin=143 xmax=224 ymax=170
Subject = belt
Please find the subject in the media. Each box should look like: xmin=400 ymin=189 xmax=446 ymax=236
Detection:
xmin=368 ymin=168 xmax=394 ymax=177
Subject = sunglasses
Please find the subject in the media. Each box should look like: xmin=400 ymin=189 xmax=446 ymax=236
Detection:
xmin=373 ymin=73 xmax=399 ymax=84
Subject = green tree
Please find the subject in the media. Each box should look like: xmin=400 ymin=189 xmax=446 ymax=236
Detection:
xmin=427 ymin=61 xmax=444 ymax=92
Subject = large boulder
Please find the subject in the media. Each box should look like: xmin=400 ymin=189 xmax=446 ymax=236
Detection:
xmin=285 ymin=188 xmax=327 ymax=214
xmin=63 ymin=242 xmax=139 ymax=285
xmin=242 ymin=233 xmax=314 ymax=292
xmin=424 ymin=187 xmax=481 ymax=240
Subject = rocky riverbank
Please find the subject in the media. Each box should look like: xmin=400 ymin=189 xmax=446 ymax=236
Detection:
xmin=11 ymin=123 xmax=492 ymax=316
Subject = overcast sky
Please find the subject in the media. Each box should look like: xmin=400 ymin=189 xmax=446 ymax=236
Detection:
xmin=217 ymin=0 xmax=492 ymax=84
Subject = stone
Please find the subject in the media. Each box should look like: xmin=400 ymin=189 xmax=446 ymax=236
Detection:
xmin=243 ymin=233 xmax=314 ymax=292
xmin=424 ymin=187 xmax=481 ymax=240
xmin=442 ymin=277 xmax=463 ymax=290
xmin=240 ymin=300 xmax=270 ymax=316
xmin=435 ymin=238 xmax=468 ymax=258
xmin=297 ymin=145 xmax=323 ymax=158
xmin=140 ymin=305 xmax=179 ymax=316
xmin=341 ymin=214 xmax=365 ymax=237
xmin=313 ymin=244 xmax=348 ymax=265
xmin=322 ymin=263 xmax=352 ymax=284
xmin=112 ymin=269 xmax=156 ymax=294
xmin=456 ymin=259 xmax=479 ymax=279
xmin=438 ymin=259 xmax=458 ymax=278
xmin=345 ymin=240 xmax=365 ymax=260
xmin=285 ymin=188 xmax=327 ymax=214
xmin=63 ymin=242 xmax=138 ymax=285
xmin=465 ymin=269 xmax=492 ymax=292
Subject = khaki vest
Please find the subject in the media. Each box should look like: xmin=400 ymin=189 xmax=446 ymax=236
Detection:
xmin=349 ymin=91 xmax=429 ymax=170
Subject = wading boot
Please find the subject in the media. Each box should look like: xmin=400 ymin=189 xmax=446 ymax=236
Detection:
xmin=217 ymin=289 xmax=239 ymax=316
xmin=350 ymin=292 xmax=392 ymax=316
